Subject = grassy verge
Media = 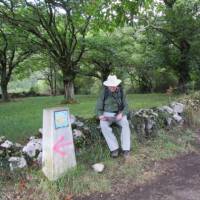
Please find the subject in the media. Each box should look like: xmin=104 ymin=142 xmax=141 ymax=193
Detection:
xmin=1 ymin=125 xmax=198 ymax=200
xmin=1 ymin=93 xmax=187 ymax=200
xmin=0 ymin=93 xmax=176 ymax=142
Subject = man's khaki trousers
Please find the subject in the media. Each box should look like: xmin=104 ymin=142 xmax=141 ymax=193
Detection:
xmin=100 ymin=115 xmax=131 ymax=152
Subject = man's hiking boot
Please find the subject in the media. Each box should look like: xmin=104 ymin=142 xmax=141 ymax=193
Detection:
xmin=122 ymin=150 xmax=130 ymax=159
xmin=110 ymin=149 xmax=119 ymax=158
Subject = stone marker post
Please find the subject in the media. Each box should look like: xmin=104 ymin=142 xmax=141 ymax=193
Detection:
xmin=42 ymin=107 xmax=76 ymax=181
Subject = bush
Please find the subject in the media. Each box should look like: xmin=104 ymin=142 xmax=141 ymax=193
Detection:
xmin=153 ymin=70 xmax=178 ymax=93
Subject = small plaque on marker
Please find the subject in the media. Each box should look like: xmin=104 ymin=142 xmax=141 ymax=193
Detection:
xmin=54 ymin=110 xmax=68 ymax=129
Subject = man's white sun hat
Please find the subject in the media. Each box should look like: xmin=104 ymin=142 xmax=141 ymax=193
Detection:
xmin=103 ymin=75 xmax=122 ymax=87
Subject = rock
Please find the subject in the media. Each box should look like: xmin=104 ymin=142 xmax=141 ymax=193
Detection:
xmin=166 ymin=117 xmax=173 ymax=126
xmin=129 ymin=120 xmax=135 ymax=129
xmin=73 ymin=129 xmax=84 ymax=138
xmin=0 ymin=136 xmax=6 ymax=144
xmin=8 ymin=156 xmax=27 ymax=171
xmin=23 ymin=139 xmax=42 ymax=158
xmin=38 ymin=128 xmax=43 ymax=134
xmin=1 ymin=140 xmax=13 ymax=148
xmin=92 ymin=163 xmax=105 ymax=173
xmin=170 ymin=102 xmax=185 ymax=114
xmin=146 ymin=119 xmax=155 ymax=130
xmin=83 ymin=126 xmax=90 ymax=131
xmin=29 ymin=136 xmax=36 ymax=140
xmin=37 ymin=152 xmax=42 ymax=166
xmin=151 ymin=111 xmax=158 ymax=117
xmin=0 ymin=149 xmax=5 ymax=156
xmin=160 ymin=106 xmax=174 ymax=114
xmin=135 ymin=109 xmax=158 ymax=118
xmin=74 ymin=121 xmax=84 ymax=128
xmin=173 ymin=114 xmax=182 ymax=122
xmin=70 ymin=115 xmax=76 ymax=124
xmin=15 ymin=143 xmax=23 ymax=148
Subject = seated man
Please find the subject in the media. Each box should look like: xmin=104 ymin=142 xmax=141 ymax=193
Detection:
xmin=95 ymin=75 xmax=131 ymax=158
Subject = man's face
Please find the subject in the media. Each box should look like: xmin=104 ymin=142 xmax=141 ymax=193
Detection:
xmin=108 ymin=86 xmax=118 ymax=92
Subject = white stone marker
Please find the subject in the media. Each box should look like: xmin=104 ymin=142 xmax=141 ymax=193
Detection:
xmin=42 ymin=107 xmax=76 ymax=181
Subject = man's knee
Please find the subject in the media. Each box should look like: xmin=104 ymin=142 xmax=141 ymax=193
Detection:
xmin=119 ymin=116 xmax=130 ymax=127
xmin=100 ymin=120 xmax=110 ymax=129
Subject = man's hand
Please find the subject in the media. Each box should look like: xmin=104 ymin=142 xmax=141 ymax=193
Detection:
xmin=116 ymin=112 xmax=123 ymax=121
xmin=99 ymin=115 xmax=107 ymax=121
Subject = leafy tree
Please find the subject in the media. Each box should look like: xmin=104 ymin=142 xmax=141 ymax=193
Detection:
xmin=144 ymin=0 xmax=200 ymax=92
xmin=94 ymin=0 xmax=152 ymax=29
xmin=42 ymin=57 xmax=58 ymax=96
xmin=0 ymin=0 xmax=150 ymax=101
xmin=0 ymin=0 xmax=101 ymax=102
xmin=82 ymin=33 xmax=119 ymax=82
xmin=81 ymin=28 xmax=136 ymax=83
xmin=0 ymin=24 xmax=35 ymax=101
xmin=12 ymin=51 xmax=60 ymax=95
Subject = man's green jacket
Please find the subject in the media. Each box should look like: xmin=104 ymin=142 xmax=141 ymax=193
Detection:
xmin=95 ymin=87 xmax=129 ymax=117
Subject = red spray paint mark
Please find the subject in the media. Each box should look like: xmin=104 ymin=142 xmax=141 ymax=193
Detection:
xmin=53 ymin=135 xmax=73 ymax=157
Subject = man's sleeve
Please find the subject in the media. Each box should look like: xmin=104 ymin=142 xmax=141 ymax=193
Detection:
xmin=122 ymin=92 xmax=129 ymax=116
xmin=95 ymin=88 xmax=105 ymax=117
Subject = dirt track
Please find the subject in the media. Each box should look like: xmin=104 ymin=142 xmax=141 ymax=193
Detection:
xmin=77 ymin=127 xmax=200 ymax=200
xmin=76 ymin=152 xmax=200 ymax=200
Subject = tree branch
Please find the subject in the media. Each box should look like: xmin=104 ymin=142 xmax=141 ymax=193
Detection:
xmin=149 ymin=25 xmax=181 ymax=50
xmin=75 ymin=69 xmax=101 ymax=79
xmin=73 ymin=16 xmax=91 ymax=65
xmin=0 ymin=28 xmax=8 ymax=56
xmin=12 ymin=49 xmax=34 ymax=69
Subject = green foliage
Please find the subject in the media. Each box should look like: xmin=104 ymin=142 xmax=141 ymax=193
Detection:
xmin=14 ymin=53 xmax=48 ymax=80
xmin=0 ymin=0 xmax=199 ymax=96
xmin=0 ymin=20 xmax=37 ymax=100
xmin=74 ymin=76 xmax=96 ymax=95
xmin=92 ymin=0 xmax=152 ymax=31
xmin=153 ymin=69 xmax=178 ymax=92
xmin=179 ymin=91 xmax=200 ymax=128
xmin=0 ymin=0 xmax=109 ymax=100
xmin=83 ymin=28 xmax=136 ymax=82
xmin=143 ymin=0 xmax=200 ymax=91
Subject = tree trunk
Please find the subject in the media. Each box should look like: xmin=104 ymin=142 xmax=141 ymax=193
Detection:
xmin=1 ymin=81 xmax=9 ymax=102
xmin=177 ymin=39 xmax=190 ymax=93
xmin=101 ymin=68 xmax=111 ymax=83
xmin=163 ymin=0 xmax=176 ymax=8
xmin=138 ymin=73 xmax=153 ymax=93
xmin=177 ymin=65 xmax=190 ymax=93
xmin=61 ymin=62 xmax=76 ymax=102
xmin=49 ymin=81 xmax=54 ymax=96
xmin=63 ymin=79 xmax=75 ymax=102
xmin=49 ymin=63 xmax=54 ymax=96
xmin=48 ymin=61 xmax=57 ymax=96
xmin=53 ymin=65 xmax=57 ymax=96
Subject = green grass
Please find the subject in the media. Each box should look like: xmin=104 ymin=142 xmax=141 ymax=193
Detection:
xmin=0 ymin=93 xmax=174 ymax=142
xmin=2 ymin=127 xmax=196 ymax=199
xmin=1 ymin=98 xmax=199 ymax=199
